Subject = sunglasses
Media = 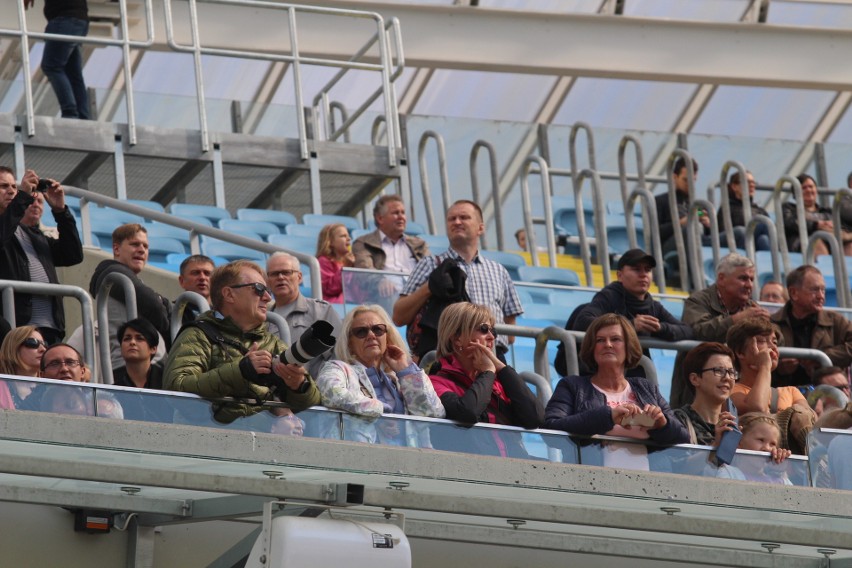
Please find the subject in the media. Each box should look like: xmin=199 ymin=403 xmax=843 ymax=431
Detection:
xmin=477 ymin=323 xmax=496 ymax=336
xmin=351 ymin=324 xmax=388 ymax=339
xmin=21 ymin=337 xmax=47 ymax=349
xmin=230 ymin=282 xmax=272 ymax=297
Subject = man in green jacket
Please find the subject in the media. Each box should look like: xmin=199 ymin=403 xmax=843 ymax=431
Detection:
xmin=164 ymin=259 xmax=321 ymax=423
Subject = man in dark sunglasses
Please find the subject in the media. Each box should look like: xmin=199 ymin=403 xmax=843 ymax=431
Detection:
xmin=164 ymin=260 xmax=321 ymax=424
xmin=0 ymin=165 xmax=83 ymax=345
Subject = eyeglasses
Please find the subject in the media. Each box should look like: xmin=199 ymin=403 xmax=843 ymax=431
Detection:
xmin=43 ymin=358 xmax=82 ymax=371
xmin=701 ymin=367 xmax=739 ymax=380
xmin=230 ymin=282 xmax=272 ymax=297
xmin=477 ymin=323 xmax=496 ymax=336
xmin=351 ymin=324 xmax=388 ymax=339
xmin=268 ymin=269 xmax=300 ymax=279
xmin=21 ymin=338 xmax=47 ymax=349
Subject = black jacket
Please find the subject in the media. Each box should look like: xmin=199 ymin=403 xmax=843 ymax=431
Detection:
xmin=553 ymin=282 xmax=692 ymax=377
xmin=0 ymin=193 xmax=83 ymax=336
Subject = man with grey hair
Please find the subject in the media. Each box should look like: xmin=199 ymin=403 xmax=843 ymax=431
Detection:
xmin=266 ymin=251 xmax=341 ymax=377
xmin=771 ymin=265 xmax=852 ymax=387
xmin=670 ymin=253 xmax=771 ymax=407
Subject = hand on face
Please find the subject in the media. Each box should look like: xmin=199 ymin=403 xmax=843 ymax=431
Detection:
xmin=713 ymin=410 xmax=737 ymax=447
xmin=383 ymin=343 xmax=412 ymax=373
xmin=464 ymin=341 xmax=498 ymax=374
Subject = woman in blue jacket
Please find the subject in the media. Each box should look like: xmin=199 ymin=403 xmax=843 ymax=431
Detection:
xmin=545 ymin=313 xmax=688 ymax=470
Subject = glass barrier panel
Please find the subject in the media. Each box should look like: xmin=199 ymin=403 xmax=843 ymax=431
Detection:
xmin=808 ymin=427 xmax=852 ymax=490
xmin=342 ymin=268 xmax=408 ymax=315
xmin=1 ymin=377 xmax=95 ymax=417
xmin=576 ymin=435 xmax=810 ymax=485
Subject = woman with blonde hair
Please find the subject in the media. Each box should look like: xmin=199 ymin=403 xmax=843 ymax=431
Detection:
xmin=429 ymin=302 xmax=544 ymax=457
xmin=317 ymin=304 xmax=444 ymax=444
xmin=316 ymin=223 xmax=354 ymax=303
xmin=545 ymin=313 xmax=687 ymax=470
xmin=0 ymin=325 xmax=48 ymax=408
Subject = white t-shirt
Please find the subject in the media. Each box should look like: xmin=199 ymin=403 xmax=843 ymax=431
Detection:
xmin=593 ymin=382 xmax=650 ymax=471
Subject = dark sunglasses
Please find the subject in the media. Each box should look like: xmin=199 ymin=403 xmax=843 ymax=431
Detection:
xmin=21 ymin=337 xmax=47 ymax=349
xmin=230 ymin=282 xmax=272 ymax=297
xmin=477 ymin=323 xmax=496 ymax=336
xmin=351 ymin=324 xmax=388 ymax=339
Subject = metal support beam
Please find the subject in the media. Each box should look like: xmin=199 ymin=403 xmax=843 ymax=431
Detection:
xmin=63 ymin=151 xmax=111 ymax=189
xmin=126 ymin=517 xmax=155 ymax=568
xmin=150 ymin=160 xmax=208 ymax=205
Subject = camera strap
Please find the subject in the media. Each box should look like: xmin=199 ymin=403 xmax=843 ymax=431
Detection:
xmin=178 ymin=320 xmax=250 ymax=357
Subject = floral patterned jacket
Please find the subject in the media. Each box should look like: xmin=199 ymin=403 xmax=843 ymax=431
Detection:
xmin=317 ymin=359 xmax=445 ymax=443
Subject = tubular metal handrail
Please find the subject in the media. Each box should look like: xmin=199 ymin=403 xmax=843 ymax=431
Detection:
xmin=716 ymin=160 xmax=749 ymax=253
xmin=5 ymin=0 xmax=155 ymax=142
xmin=162 ymin=0 xmax=402 ymax=158
xmin=770 ymin=175 xmax=802 ymax=275
xmin=832 ymin=188 xmax=852 ymax=307
xmin=687 ymin=198 xmax=719 ymax=291
xmin=0 ymin=280 xmax=96 ymax=374
xmin=470 ymin=140 xmax=502 ymax=252
xmin=96 ymin=272 xmax=138 ymax=385
xmin=64 ymin=185 xmax=323 ymax=297
xmin=169 ymin=291 xmax=210 ymax=342
xmin=519 ymin=156 xmax=558 ymax=267
xmin=665 ymin=148 xmax=698 ymax=292
xmin=617 ymin=134 xmax=666 ymax=292
xmin=417 ymin=130 xmax=450 ymax=236
xmin=573 ymin=168 xmax=610 ymax=286
xmin=314 ymin=17 xmax=404 ymax=166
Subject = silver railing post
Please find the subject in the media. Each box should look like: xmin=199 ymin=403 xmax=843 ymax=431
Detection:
xmin=418 ymin=131 xmax=450 ymax=236
xmin=96 ymin=272 xmax=138 ymax=385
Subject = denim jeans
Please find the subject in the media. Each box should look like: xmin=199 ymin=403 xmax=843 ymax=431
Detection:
xmin=41 ymin=17 xmax=90 ymax=119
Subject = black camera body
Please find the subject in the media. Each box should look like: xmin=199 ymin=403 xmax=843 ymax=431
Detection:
xmin=35 ymin=178 xmax=52 ymax=193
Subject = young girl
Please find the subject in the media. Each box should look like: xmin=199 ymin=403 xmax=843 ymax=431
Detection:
xmin=316 ymin=223 xmax=354 ymax=304
xmin=717 ymin=412 xmax=793 ymax=484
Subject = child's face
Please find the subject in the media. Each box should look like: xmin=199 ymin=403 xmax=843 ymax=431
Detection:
xmin=739 ymin=422 xmax=780 ymax=453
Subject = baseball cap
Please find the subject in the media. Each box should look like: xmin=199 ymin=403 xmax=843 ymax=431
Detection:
xmin=616 ymin=249 xmax=656 ymax=270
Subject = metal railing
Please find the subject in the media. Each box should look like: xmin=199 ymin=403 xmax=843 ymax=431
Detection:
xmin=65 ymin=185 xmax=323 ymax=296
xmin=0 ymin=280 xmax=96 ymax=372
xmin=162 ymin=0 xmax=403 ymax=157
xmin=3 ymin=0 xmax=155 ymax=143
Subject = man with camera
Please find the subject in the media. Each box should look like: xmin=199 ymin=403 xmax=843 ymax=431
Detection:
xmin=0 ymin=166 xmax=83 ymax=344
xmin=267 ymin=252 xmax=341 ymax=378
xmin=164 ymin=260 xmax=322 ymax=423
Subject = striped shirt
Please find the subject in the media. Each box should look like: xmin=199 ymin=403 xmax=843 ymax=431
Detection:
xmin=15 ymin=226 xmax=57 ymax=329
xmin=400 ymin=248 xmax=523 ymax=348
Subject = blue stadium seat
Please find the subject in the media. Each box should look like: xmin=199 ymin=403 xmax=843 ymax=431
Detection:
xmin=126 ymin=199 xmax=166 ymax=219
xmin=419 ymin=234 xmax=449 ymax=255
xmin=218 ymin=218 xmax=280 ymax=239
xmin=659 ymin=298 xmax=684 ymax=319
xmin=166 ymin=253 xmax=230 ymax=267
xmin=90 ymin=207 xmax=145 ymax=226
xmin=554 ymin=206 xmax=595 ymax=237
xmin=285 ymin=224 xmax=323 ymax=239
xmin=480 ymin=250 xmax=527 ymax=281
xmin=517 ymin=265 xmax=581 ymax=287
xmin=147 ymin=237 xmax=188 ymax=263
xmin=268 ymin=234 xmax=317 ymax=256
xmin=236 ymin=208 xmax=298 ymax=233
xmin=201 ymin=241 xmax=267 ymax=262
xmin=170 ymin=204 xmax=232 ymax=224
xmin=302 ymin=213 xmax=362 ymax=232
xmin=145 ymin=223 xmax=191 ymax=247
xmin=351 ymin=228 xmax=372 ymax=240
xmin=203 ymin=230 xmax=263 ymax=244
xmin=405 ymin=220 xmax=427 ymax=235
xmin=519 ymin=304 xmax=571 ymax=327
xmin=547 ymin=289 xmax=597 ymax=308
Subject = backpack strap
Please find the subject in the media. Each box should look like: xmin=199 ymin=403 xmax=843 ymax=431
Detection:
xmin=178 ymin=320 xmax=249 ymax=357
xmin=770 ymin=387 xmax=779 ymax=414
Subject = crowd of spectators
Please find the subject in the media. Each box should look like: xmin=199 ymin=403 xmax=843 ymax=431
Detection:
xmin=0 ymin=163 xmax=850 ymax=490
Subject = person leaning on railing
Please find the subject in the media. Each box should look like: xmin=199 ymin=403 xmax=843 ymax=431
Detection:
xmin=545 ymin=313 xmax=688 ymax=471
xmin=164 ymin=260 xmax=320 ymax=424
xmin=427 ymin=302 xmax=544 ymax=458
xmin=316 ymin=304 xmax=444 ymax=445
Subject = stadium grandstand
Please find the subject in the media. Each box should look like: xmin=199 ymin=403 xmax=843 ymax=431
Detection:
xmin=1 ymin=0 xmax=852 ymax=566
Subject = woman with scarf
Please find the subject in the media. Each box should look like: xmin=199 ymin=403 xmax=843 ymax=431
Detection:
xmin=317 ymin=304 xmax=444 ymax=445
xmin=428 ymin=302 xmax=544 ymax=457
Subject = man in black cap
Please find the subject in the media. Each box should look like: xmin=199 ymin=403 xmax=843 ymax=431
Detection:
xmin=554 ymin=248 xmax=693 ymax=377
xmin=572 ymin=249 xmax=691 ymax=339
